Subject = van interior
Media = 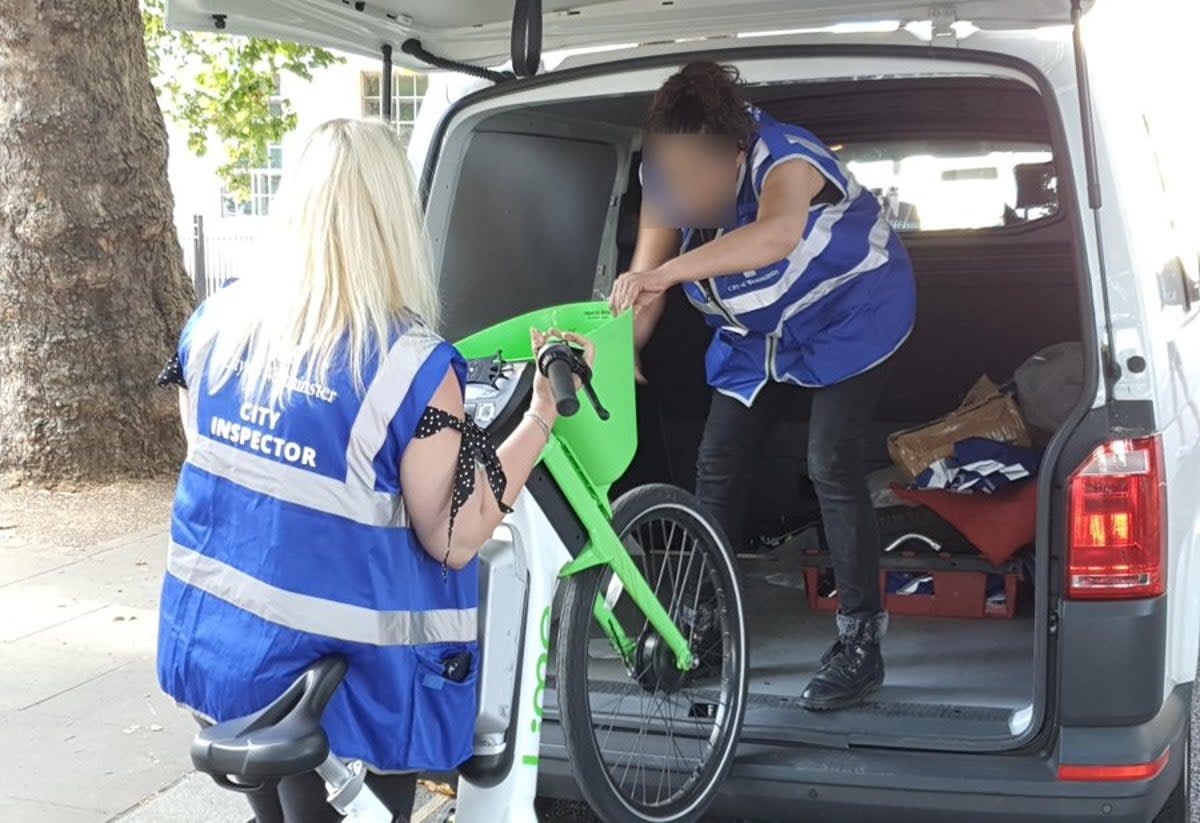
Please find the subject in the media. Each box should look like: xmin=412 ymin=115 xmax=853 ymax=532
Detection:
xmin=434 ymin=73 xmax=1083 ymax=752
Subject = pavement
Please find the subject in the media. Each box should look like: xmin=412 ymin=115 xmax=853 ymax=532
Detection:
xmin=0 ymin=526 xmax=450 ymax=823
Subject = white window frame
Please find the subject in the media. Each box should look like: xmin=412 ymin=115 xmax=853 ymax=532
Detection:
xmin=361 ymin=70 xmax=428 ymax=145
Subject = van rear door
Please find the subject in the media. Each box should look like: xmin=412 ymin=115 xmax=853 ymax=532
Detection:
xmin=166 ymin=0 xmax=1091 ymax=67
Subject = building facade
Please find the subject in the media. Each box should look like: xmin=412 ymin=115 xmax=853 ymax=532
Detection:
xmin=166 ymin=52 xmax=433 ymax=295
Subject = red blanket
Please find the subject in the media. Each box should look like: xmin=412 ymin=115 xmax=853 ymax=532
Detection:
xmin=892 ymin=482 xmax=1037 ymax=566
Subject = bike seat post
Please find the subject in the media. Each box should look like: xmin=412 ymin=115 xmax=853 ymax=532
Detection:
xmin=315 ymin=754 xmax=392 ymax=819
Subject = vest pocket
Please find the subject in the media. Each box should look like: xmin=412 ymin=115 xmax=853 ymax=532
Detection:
xmin=409 ymin=642 xmax=478 ymax=769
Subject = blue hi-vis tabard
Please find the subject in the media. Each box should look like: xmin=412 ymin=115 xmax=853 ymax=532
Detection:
xmin=914 ymin=437 xmax=1044 ymax=495
xmin=649 ymin=108 xmax=917 ymax=405
xmin=157 ymin=284 xmax=477 ymax=773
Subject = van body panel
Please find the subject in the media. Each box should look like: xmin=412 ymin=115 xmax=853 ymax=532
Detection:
xmin=1163 ymin=383 xmax=1200 ymax=689
xmin=1077 ymin=3 xmax=1200 ymax=697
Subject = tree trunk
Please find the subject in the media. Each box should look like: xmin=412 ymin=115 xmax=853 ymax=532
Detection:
xmin=0 ymin=0 xmax=193 ymax=485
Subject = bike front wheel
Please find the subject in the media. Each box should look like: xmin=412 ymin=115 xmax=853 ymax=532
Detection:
xmin=555 ymin=484 xmax=748 ymax=823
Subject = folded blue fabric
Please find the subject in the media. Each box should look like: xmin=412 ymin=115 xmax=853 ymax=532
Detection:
xmin=886 ymin=572 xmax=934 ymax=596
xmin=914 ymin=437 xmax=1043 ymax=494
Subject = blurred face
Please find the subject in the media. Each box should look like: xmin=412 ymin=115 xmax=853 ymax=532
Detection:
xmin=643 ymin=134 xmax=744 ymax=229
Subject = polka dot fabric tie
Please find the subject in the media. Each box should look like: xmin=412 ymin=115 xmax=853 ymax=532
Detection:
xmin=415 ymin=407 xmax=513 ymax=579
xmin=156 ymin=353 xmax=186 ymax=389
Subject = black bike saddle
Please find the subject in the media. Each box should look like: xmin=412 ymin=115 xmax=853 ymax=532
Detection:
xmin=191 ymin=656 xmax=348 ymax=791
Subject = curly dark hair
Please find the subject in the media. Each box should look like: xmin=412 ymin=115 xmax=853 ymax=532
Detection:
xmin=643 ymin=61 xmax=756 ymax=148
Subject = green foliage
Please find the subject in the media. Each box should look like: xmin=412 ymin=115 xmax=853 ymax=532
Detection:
xmin=141 ymin=0 xmax=341 ymax=201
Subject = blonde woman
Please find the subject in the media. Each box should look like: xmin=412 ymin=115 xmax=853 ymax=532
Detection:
xmin=155 ymin=119 xmax=589 ymax=823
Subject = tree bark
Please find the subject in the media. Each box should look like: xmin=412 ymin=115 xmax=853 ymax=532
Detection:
xmin=0 ymin=0 xmax=193 ymax=485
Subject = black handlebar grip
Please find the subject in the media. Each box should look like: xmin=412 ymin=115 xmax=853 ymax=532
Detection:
xmin=546 ymin=355 xmax=580 ymax=417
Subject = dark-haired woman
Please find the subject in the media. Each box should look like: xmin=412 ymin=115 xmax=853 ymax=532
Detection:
xmin=611 ymin=61 xmax=916 ymax=711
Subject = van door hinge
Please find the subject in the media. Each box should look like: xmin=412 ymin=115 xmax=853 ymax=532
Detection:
xmin=930 ymin=5 xmax=958 ymax=46
xmin=1100 ymin=344 xmax=1123 ymax=384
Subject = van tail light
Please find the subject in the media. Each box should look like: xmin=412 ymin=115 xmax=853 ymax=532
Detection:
xmin=1067 ymin=436 xmax=1165 ymax=600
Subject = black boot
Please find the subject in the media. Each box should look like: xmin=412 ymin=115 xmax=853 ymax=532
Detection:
xmin=799 ymin=613 xmax=886 ymax=711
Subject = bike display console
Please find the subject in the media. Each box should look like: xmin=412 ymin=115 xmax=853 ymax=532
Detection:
xmin=463 ymin=354 xmax=532 ymax=435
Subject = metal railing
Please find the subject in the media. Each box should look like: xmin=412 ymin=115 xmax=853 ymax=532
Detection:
xmin=180 ymin=215 xmax=269 ymax=302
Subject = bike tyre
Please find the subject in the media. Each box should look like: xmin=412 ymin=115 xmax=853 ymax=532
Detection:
xmin=555 ymin=483 xmax=748 ymax=823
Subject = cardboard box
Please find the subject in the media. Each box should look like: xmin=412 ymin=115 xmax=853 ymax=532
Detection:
xmin=888 ymin=376 xmax=1032 ymax=480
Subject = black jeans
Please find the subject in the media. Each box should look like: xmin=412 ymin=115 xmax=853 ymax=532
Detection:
xmin=245 ymin=771 xmax=417 ymax=823
xmin=695 ymin=366 xmax=890 ymax=619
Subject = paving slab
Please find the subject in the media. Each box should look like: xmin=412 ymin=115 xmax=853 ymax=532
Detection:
xmin=0 ymin=582 xmax=114 ymax=645
xmin=0 ymin=545 xmax=83 ymax=587
xmin=115 ymin=773 xmax=248 ymax=823
xmin=0 ymin=797 xmax=110 ymax=823
xmin=30 ymin=661 xmax=195 ymax=740
xmin=113 ymin=771 xmax=453 ymax=823
xmin=0 ymin=604 xmax=160 ymax=713
xmin=0 ymin=705 xmax=188 ymax=817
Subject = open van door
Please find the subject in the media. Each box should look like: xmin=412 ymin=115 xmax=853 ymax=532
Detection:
xmin=167 ymin=0 xmax=1091 ymax=70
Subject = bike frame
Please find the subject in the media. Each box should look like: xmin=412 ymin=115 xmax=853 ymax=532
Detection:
xmin=543 ymin=431 xmax=695 ymax=670
xmin=455 ymin=491 xmax=578 ymax=823
xmin=458 ymin=302 xmax=696 ymax=670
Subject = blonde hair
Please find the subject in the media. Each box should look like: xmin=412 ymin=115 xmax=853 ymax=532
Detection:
xmin=209 ymin=118 xmax=439 ymax=407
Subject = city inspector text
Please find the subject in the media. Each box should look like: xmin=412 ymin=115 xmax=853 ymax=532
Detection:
xmin=208 ymin=402 xmax=318 ymax=468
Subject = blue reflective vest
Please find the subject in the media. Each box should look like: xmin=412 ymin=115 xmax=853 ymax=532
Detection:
xmin=671 ymin=108 xmax=916 ymax=404
xmin=157 ymin=284 xmax=477 ymax=773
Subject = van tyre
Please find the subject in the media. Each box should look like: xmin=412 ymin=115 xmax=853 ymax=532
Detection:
xmin=556 ymin=484 xmax=748 ymax=823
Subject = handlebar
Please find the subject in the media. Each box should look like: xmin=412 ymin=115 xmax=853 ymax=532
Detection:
xmin=540 ymin=344 xmax=581 ymax=417
xmin=537 ymin=342 xmax=609 ymax=421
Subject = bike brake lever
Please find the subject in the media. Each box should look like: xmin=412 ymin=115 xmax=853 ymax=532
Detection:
xmin=541 ymin=341 xmax=610 ymax=420
xmin=582 ymin=379 xmax=610 ymax=421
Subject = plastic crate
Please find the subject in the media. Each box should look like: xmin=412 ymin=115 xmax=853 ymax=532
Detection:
xmin=799 ymin=547 xmax=1022 ymax=620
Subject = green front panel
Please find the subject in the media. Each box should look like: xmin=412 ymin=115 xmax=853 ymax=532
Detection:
xmin=456 ymin=302 xmax=637 ymax=489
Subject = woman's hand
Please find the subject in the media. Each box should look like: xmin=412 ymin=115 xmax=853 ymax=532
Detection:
xmin=609 ymin=267 xmax=673 ymax=316
xmin=529 ymin=327 xmax=596 ymax=420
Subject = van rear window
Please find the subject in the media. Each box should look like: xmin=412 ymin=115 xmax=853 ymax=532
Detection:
xmin=837 ymin=140 xmax=1057 ymax=233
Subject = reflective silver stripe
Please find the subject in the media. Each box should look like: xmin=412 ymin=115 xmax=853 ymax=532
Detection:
xmin=773 ymin=209 xmax=893 ymax=332
xmin=721 ymin=191 xmax=856 ymax=316
xmin=183 ymin=317 xmax=222 ymax=438
xmin=345 ymin=328 xmax=440 ymax=490
xmin=749 ymin=139 xmax=771 ymax=173
xmin=167 ymin=542 xmax=478 ymax=647
xmin=188 ymin=436 xmax=407 ymax=528
xmin=783 ymin=133 xmax=836 ymax=161
xmin=775 ymin=134 xmax=848 ymax=196
xmin=755 ymin=154 xmax=833 ymax=197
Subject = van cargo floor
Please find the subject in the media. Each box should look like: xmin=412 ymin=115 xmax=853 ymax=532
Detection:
xmin=731 ymin=565 xmax=1035 ymax=747
xmin=546 ymin=559 xmax=1036 ymax=750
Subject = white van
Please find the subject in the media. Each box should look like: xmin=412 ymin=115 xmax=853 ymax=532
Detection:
xmin=169 ymin=2 xmax=1200 ymax=821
